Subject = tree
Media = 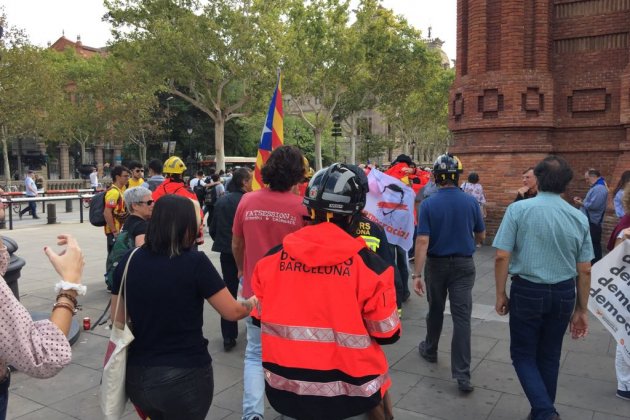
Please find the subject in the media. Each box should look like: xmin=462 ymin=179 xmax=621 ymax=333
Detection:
xmin=45 ymin=49 xmax=108 ymax=165
xmin=282 ymin=0 xmax=361 ymax=170
xmin=105 ymin=0 xmax=287 ymax=171
xmin=350 ymin=0 xmax=452 ymax=163
xmin=0 ymin=9 xmax=57 ymax=185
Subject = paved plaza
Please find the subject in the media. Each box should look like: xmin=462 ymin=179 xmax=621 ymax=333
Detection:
xmin=3 ymin=205 xmax=629 ymax=419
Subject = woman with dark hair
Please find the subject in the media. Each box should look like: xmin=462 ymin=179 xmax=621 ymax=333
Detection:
xmin=461 ymin=172 xmax=487 ymax=219
xmin=110 ymin=195 xmax=256 ymax=420
xmin=613 ymin=170 xmax=630 ymax=218
xmin=209 ymin=167 xmax=252 ymax=351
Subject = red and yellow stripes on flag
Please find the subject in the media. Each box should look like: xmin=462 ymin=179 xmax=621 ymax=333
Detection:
xmin=252 ymin=73 xmax=284 ymax=191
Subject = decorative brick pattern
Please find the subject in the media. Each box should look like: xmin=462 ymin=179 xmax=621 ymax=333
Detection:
xmin=522 ymin=87 xmax=544 ymax=117
xmin=478 ymin=89 xmax=504 ymax=119
xmin=449 ymin=0 xmax=630 ymax=243
xmin=569 ymin=88 xmax=608 ymax=112
xmin=554 ymin=33 xmax=628 ymax=54
xmin=555 ymin=0 xmax=630 ymax=19
xmin=453 ymin=93 xmax=464 ymax=121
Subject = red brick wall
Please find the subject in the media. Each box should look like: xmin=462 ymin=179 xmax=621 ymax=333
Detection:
xmin=450 ymin=0 xmax=630 ymax=245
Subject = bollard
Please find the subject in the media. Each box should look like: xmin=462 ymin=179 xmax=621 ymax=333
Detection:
xmin=2 ymin=237 xmax=25 ymax=300
xmin=65 ymin=199 xmax=73 ymax=212
xmin=47 ymin=203 xmax=57 ymax=224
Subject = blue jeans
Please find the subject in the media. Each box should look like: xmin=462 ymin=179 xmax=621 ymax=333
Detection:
xmin=509 ymin=276 xmax=576 ymax=420
xmin=125 ymin=364 xmax=213 ymax=420
xmin=243 ymin=317 xmax=264 ymax=420
xmin=0 ymin=370 xmax=9 ymax=420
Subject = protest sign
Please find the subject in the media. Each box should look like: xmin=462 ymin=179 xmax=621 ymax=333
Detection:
xmin=363 ymin=169 xmax=416 ymax=251
xmin=589 ymin=239 xmax=630 ymax=365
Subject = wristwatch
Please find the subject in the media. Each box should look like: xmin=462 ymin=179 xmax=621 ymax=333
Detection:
xmin=411 ymin=273 xmax=422 ymax=279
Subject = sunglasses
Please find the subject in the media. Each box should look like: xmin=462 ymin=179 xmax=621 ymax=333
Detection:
xmin=137 ymin=200 xmax=154 ymax=206
xmin=134 ymin=169 xmax=144 ymax=173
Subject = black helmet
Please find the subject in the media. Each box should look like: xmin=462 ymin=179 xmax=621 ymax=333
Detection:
xmin=433 ymin=153 xmax=463 ymax=183
xmin=303 ymin=163 xmax=367 ymax=215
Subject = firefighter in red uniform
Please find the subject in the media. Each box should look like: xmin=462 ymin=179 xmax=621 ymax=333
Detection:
xmin=251 ymin=163 xmax=400 ymax=420
xmin=153 ymin=156 xmax=204 ymax=244
xmin=152 ymin=156 xmax=198 ymax=202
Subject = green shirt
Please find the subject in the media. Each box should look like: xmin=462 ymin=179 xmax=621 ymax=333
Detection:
xmin=493 ymin=192 xmax=594 ymax=284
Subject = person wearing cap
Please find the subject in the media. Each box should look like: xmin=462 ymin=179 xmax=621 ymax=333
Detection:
xmin=250 ymin=163 xmax=399 ymax=419
xmin=152 ymin=156 xmax=197 ymax=203
xmin=153 ymin=156 xmax=204 ymax=246
xmin=412 ymin=153 xmax=485 ymax=393
xmin=19 ymin=170 xmax=39 ymax=220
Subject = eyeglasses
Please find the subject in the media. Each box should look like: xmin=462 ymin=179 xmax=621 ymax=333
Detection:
xmin=137 ymin=200 xmax=154 ymax=206
xmin=134 ymin=169 xmax=144 ymax=173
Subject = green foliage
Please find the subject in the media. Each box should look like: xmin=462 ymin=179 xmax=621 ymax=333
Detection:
xmin=105 ymin=0 xmax=287 ymax=170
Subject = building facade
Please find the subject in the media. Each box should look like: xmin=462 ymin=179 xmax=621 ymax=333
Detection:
xmin=449 ymin=0 xmax=630 ymax=237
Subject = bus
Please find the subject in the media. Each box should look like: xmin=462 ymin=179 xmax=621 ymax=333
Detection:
xmin=198 ymin=156 xmax=257 ymax=169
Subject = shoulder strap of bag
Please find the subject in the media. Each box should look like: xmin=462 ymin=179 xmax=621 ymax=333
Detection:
xmin=112 ymin=247 xmax=141 ymax=324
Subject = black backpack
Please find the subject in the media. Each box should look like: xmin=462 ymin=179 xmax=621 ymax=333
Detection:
xmin=89 ymin=189 xmax=108 ymax=227
xmin=192 ymin=180 xmax=206 ymax=203
xmin=205 ymin=185 xmax=218 ymax=206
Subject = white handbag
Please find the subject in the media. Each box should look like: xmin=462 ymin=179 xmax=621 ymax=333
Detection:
xmin=100 ymin=248 xmax=140 ymax=420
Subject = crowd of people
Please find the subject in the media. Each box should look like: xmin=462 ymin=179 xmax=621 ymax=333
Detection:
xmin=3 ymin=148 xmax=630 ymax=420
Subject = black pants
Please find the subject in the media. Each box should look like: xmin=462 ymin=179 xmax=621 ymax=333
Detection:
xmin=126 ymin=364 xmax=214 ymax=420
xmin=424 ymin=256 xmax=475 ymax=380
xmin=19 ymin=201 xmax=36 ymax=218
xmin=589 ymin=222 xmax=602 ymax=264
xmin=220 ymin=253 xmax=239 ymax=340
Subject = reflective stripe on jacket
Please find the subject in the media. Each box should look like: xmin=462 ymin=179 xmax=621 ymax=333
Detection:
xmin=251 ymin=222 xmax=400 ymax=419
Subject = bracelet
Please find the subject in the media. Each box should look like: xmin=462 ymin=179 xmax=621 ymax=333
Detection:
xmin=56 ymin=292 xmax=78 ymax=307
xmin=411 ymin=273 xmax=422 ymax=279
xmin=52 ymin=301 xmax=79 ymax=315
xmin=54 ymin=281 xmax=87 ymax=296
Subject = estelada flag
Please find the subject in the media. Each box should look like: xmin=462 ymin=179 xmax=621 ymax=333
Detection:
xmin=252 ymin=73 xmax=284 ymax=191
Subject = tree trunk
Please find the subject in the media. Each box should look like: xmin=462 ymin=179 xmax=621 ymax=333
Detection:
xmin=139 ymin=144 xmax=147 ymax=166
xmin=214 ymin=117 xmax=226 ymax=171
xmin=313 ymin=128 xmax=323 ymax=170
xmin=1 ymin=126 xmax=11 ymax=188
xmin=80 ymin=142 xmax=88 ymax=165
xmin=350 ymin=117 xmax=356 ymax=165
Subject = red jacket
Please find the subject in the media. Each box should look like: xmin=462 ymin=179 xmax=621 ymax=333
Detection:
xmin=385 ymin=163 xmax=429 ymax=194
xmin=251 ymin=222 xmax=400 ymax=419
xmin=152 ymin=178 xmax=197 ymax=202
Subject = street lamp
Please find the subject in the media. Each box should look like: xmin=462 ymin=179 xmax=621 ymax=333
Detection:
xmin=411 ymin=140 xmax=416 ymax=162
xmin=166 ymin=96 xmax=174 ymax=156
xmin=187 ymin=127 xmax=193 ymax=173
xmin=365 ymin=136 xmax=371 ymax=163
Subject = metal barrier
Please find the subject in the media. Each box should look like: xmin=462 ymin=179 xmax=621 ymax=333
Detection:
xmin=3 ymin=194 xmax=95 ymax=230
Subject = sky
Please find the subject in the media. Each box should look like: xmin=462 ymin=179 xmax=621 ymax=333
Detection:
xmin=2 ymin=0 xmax=457 ymax=61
